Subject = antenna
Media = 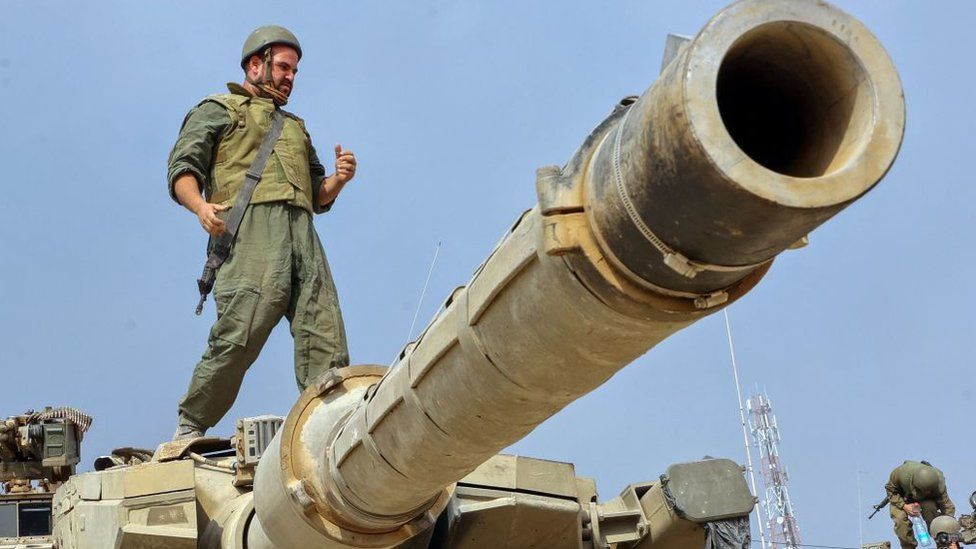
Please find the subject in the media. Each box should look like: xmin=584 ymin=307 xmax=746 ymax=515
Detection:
xmin=857 ymin=463 xmax=866 ymax=548
xmin=856 ymin=436 xmax=867 ymax=548
xmin=724 ymin=309 xmax=769 ymax=549
xmin=396 ymin=241 xmax=442 ymax=365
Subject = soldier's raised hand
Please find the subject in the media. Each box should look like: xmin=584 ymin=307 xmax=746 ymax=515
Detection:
xmin=334 ymin=143 xmax=357 ymax=184
xmin=903 ymin=502 xmax=921 ymax=516
xmin=196 ymin=203 xmax=230 ymax=236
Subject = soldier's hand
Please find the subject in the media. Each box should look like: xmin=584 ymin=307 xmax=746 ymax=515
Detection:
xmin=904 ymin=502 xmax=921 ymax=516
xmin=334 ymin=143 xmax=357 ymax=185
xmin=196 ymin=203 xmax=230 ymax=236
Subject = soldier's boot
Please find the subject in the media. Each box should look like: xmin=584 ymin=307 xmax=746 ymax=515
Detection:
xmin=172 ymin=416 xmax=206 ymax=441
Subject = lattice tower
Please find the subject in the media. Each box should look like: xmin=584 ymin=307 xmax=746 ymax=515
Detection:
xmin=747 ymin=393 xmax=802 ymax=548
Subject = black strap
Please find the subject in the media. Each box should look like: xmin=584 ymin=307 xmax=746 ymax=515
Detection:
xmin=195 ymin=110 xmax=286 ymax=315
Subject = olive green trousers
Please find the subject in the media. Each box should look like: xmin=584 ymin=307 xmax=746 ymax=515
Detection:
xmin=890 ymin=501 xmax=940 ymax=549
xmin=179 ymin=202 xmax=349 ymax=429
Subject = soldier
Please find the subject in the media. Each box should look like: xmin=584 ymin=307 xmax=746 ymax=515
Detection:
xmin=929 ymin=516 xmax=962 ymax=549
xmin=167 ymin=26 xmax=355 ymax=440
xmin=886 ymin=460 xmax=956 ymax=549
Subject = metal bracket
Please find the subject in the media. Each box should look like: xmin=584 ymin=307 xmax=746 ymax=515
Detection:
xmin=288 ymin=479 xmax=316 ymax=512
xmin=661 ymin=34 xmax=691 ymax=73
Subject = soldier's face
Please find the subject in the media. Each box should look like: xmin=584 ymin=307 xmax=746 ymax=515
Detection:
xmin=268 ymin=45 xmax=299 ymax=97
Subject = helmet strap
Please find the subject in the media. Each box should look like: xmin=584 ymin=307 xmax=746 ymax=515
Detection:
xmin=263 ymin=47 xmax=273 ymax=83
xmin=246 ymin=47 xmax=289 ymax=107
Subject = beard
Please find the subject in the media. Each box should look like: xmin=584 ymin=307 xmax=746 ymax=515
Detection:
xmin=274 ymin=78 xmax=292 ymax=97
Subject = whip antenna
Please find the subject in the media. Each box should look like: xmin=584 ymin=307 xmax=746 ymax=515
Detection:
xmin=725 ymin=308 xmax=768 ymax=549
xmin=396 ymin=241 xmax=442 ymax=365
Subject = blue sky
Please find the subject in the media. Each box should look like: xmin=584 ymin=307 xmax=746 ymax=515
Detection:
xmin=1 ymin=1 xmax=974 ymax=546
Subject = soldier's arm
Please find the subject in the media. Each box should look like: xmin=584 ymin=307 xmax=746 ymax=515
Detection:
xmin=168 ymin=101 xmax=234 ymax=235
xmin=319 ymin=173 xmax=349 ymax=211
xmin=938 ymin=482 xmax=956 ymax=516
xmin=307 ymin=139 xmax=334 ymax=214
xmin=167 ymin=101 xmax=232 ymax=205
xmin=886 ymin=469 xmax=907 ymax=510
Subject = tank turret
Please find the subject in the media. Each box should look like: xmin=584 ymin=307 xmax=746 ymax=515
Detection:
xmin=49 ymin=0 xmax=905 ymax=547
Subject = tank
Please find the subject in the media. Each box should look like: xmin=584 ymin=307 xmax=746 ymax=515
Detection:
xmin=7 ymin=0 xmax=905 ymax=547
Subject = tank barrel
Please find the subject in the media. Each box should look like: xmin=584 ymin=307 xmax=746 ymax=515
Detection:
xmin=250 ymin=1 xmax=904 ymax=547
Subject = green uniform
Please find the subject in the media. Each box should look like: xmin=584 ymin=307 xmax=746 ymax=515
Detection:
xmin=886 ymin=461 xmax=955 ymax=549
xmin=168 ymin=83 xmax=349 ymax=430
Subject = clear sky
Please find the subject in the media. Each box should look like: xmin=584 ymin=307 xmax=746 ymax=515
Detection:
xmin=1 ymin=1 xmax=973 ymax=546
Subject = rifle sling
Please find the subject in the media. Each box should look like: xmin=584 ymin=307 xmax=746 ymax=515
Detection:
xmin=195 ymin=110 xmax=286 ymax=314
xmin=212 ymin=110 xmax=286 ymax=260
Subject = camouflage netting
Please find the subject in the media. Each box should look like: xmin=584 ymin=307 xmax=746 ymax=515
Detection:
xmin=704 ymin=517 xmax=751 ymax=549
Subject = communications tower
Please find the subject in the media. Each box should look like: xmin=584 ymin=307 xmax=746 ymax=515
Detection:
xmin=747 ymin=392 xmax=802 ymax=548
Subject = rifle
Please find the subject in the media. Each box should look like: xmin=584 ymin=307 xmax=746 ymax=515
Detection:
xmin=869 ymin=495 xmax=890 ymax=519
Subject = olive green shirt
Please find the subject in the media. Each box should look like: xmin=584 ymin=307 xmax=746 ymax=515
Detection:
xmin=167 ymin=83 xmax=333 ymax=213
xmin=885 ymin=460 xmax=955 ymax=515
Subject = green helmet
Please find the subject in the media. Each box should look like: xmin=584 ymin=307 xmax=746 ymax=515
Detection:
xmin=912 ymin=465 xmax=940 ymax=495
xmin=240 ymin=25 xmax=302 ymax=68
xmin=930 ymin=515 xmax=961 ymax=538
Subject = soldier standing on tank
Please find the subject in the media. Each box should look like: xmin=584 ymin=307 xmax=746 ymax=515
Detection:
xmin=886 ymin=460 xmax=956 ymax=549
xmin=167 ymin=26 xmax=355 ymax=440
